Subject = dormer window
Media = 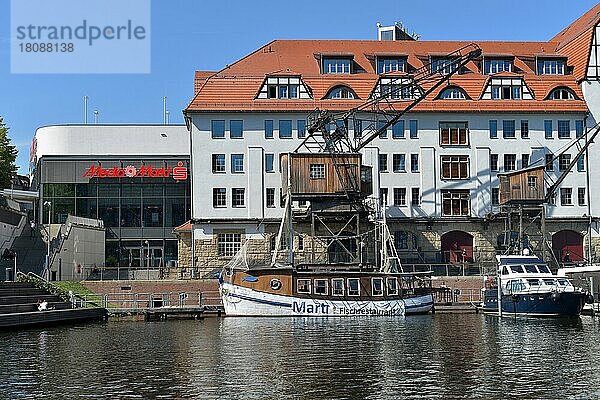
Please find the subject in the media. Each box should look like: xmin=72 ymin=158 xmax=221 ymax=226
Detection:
xmin=323 ymin=58 xmax=351 ymax=74
xmin=548 ymin=87 xmax=576 ymax=100
xmin=537 ymin=58 xmax=566 ymax=75
xmin=431 ymin=58 xmax=458 ymax=75
xmin=481 ymin=77 xmax=533 ymax=100
xmin=438 ymin=87 xmax=467 ymax=99
xmin=377 ymin=57 xmax=406 ymax=74
xmin=325 ymin=85 xmax=356 ymax=99
xmin=256 ymin=76 xmax=312 ymax=100
xmin=484 ymin=59 xmax=512 ymax=74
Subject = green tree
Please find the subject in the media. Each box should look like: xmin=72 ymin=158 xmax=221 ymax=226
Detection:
xmin=0 ymin=117 xmax=18 ymax=189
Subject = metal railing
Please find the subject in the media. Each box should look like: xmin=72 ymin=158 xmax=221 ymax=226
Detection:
xmin=75 ymin=290 xmax=222 ymax=313
xmin=432 ymin=286 xmax=482 ymax=303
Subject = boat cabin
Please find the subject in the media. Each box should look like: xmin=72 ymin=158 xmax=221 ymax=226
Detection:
xmin=497 ymin=254 xmax=552 ymax=278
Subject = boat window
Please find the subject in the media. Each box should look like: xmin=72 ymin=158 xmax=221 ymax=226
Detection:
xmin=314 ymin=279 xmax=328 ymax=295
xmin=527 ymin=279 xmax=541 ymax=286
xmin=511 ymin=280 xmax=525 ymax=292
xmin=387 ymin=277 xmax=398 ymax=296
xmin=332 ymin=278 xmax=344 ymax=296
xmin=543 ymin=279 xmax=556 ymax=286
xmin=524 ymin=265 xmax=538 ymax=273
xmin=348 ymin=278 xmax=360 ymax=296
xmin=510 ymin=266 xmax=525 ymax=274
xmin=372 ymin=278 xmax=384 ymax=296
xmin=538 ymin=265 xmax=551 ymax=273
xmin=557 ymin=279 xmax=570 ymax=286
xmin=297 ymin=279 xmax=311 ymax=294
xmin=502 ymin=266 xmax=509 ymax=275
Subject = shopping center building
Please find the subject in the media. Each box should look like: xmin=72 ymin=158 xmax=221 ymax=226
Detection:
xmin=31 ymin=125 xmax=191 ymax=274
xmin=183 ymin=5 xmax=600 ymax=275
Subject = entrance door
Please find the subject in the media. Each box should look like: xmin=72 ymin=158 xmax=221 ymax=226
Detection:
xmin=552 ymin=230 xmax=584 ymax=262
xmin=441 ymin=231 xmax=473 ymax=263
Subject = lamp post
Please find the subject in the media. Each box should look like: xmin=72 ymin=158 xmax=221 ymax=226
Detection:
xmin=145 ymin=240 xmax=150 ymax=280
xmin=43 ymin=201 xmax=51 ymax=281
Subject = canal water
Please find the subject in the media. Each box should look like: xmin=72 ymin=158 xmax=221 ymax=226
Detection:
xmin=1 ymin=314 xmax=599 ymax=399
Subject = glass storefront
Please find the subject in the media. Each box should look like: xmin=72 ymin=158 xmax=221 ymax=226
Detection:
xmin=39 ymin=158 xmax=190 ymax=267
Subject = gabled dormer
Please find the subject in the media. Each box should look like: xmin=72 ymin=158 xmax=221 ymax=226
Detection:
xmin=255 ymin=75 xmax=312 ymax=99
xmin=481 ymin=74 xmax=534 ymax=100
xmin=371 ymin=76 xmax=421 ymax=100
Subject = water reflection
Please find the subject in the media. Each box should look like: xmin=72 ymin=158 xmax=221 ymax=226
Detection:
xmin=1 ymin=315 xmax=599 ymax=399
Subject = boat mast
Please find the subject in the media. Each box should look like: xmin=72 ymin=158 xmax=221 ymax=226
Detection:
xmin=381 ymin=199 xmax=387 ymax=272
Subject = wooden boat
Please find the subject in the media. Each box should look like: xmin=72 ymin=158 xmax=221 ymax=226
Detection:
xmin=219 ymin=266 xmax=433 ymax=317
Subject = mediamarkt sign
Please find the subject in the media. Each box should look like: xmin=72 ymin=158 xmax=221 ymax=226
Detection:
xmin=83 ymin=162 xmax=188 ymax=181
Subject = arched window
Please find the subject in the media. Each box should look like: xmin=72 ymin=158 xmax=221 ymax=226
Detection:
xmin=326 ymin=86 xmax=356 ymax=99
xmin=548 ymin=87 xmax=576 ymax=100
xmin=438 ymin=87 xmax=467 ymax=99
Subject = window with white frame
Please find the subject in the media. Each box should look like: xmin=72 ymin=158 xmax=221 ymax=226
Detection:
xmin=230 ymin=120 xmax=243 ymax=138
xmin=377 ymin=57 xmax=406 ymax=74
xmin=326 ymin=86 xmax=356 ymax=99
xmin=373 ymin=77 xmax=421 ymax=100
xmin=212 ymin=154 xmax=225 ymax=173
xmin=310 ymin=164 xmax=325 ymax=179
xmin=379 ymin=154 xmax=388 ymax=172
xmin=482 ymin=78 xmax=533 ymax=100
xmin=411 ymin=188 xmax=420 ymax=206
xmin=393 ymin=188 xmax=407 ymax=206
xmin=558 ymin=120 xmax=571 ymax=139
xmin=484 ymin=59 xmax=512 ymax=74
xmin=492 ymin=188 xmax=500 ymax=206
xmin=438 ymin=87 xmax=467 ymax=99
xmin=372 ymin=278 xmax=384 ymax=296
xmin=323 ymin=58 xmax=352 ymax=74
xmin=431 ymin=58 xmax=458 ymax=74
xmin=558 ymin=154 xmax=571 ymax=171
xmin=537 ymin=58 xmax=566 ymax=75
xmin=440 ymin=122 xmax=468 ymax=145
xmin=256 ymin=76 xmax=312 ymax=99
xmin=393 ymin=154 xmax=406 ymax=172
xmin=441 ymin=155 xmax=469 ymax=179
xmin=265 ymin=153 xmax=275 ymax=173
xmin=231 ymin=188 xmax=245 ymax=207
xmin=217 ymin=233 xmax=241 ymax=257
xmin=332 ymin=278 xmax=344 ymax=296
xmin=442 ymin=190 xmax=470 ymax=216
xmin=503 ymin=120 xmax=516 ymax=138
xmin=297 ymin=279 xmax=311 ymax=294
xmin=560 ymin=188 xmax=572 ymax=205
xmin=213 ymin=188 xmax=226 ymax=208
xmin=266 ymin=188 xmax=275 ymax=208
xmin=490 ymin=154 xmax=498 ymax=172
xmin=387 ymin=277 xmax=398 ymax=296
xmin=348 ymin=278 xmax=360 ymax=296
xmin=231 ymin=154 xmax=244 ymax=173
xmin=314 ymin=279 xmax=328 ymax=295
xmin=410 ymin=154 xmax=419 ymax=172
xmin=504 ymin=154 xmax=516 ymax=171
xmin=578 ymin=188 xmax=586 ymax=206
xmin=549 ymin=87 xmax=576 ymax=100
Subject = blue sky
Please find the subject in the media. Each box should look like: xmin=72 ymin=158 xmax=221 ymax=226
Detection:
xmin=1 ymin=0 xmax=598 ymax=173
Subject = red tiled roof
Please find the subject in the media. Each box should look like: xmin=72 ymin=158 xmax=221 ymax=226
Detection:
xmin=173 ymin=220 xmax=192 ymax=233
xmin=186 ymin=6 xmax=598 ymax=114
xmin=550 ymin=3 xmax=600 ymax=80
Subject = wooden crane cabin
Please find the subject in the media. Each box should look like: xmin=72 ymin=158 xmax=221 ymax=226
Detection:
xmin=280 ymin=153 xmax=372 ymax=199
xmin=498 ymin=166 xmax=545 ymax=205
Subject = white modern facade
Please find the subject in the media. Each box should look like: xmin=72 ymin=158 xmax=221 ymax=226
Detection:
xmin=31 ymin=125 xmax=191 ymax=276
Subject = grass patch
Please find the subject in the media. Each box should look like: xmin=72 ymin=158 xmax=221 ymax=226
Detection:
xmin=53 ymin=281 xmax=104 ymax=308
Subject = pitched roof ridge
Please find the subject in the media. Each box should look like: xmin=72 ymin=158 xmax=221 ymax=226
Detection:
xmin=551 ymin=4 xmax=600 ymax=50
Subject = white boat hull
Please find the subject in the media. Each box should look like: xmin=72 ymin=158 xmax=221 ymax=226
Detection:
xmin=220 ymin=282 xmax=434 ymax=317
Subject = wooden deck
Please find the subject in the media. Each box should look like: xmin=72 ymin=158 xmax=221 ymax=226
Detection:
xmin=0 ymin=307 xmax=108 ymax=329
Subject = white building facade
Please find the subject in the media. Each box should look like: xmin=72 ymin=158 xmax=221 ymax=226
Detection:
xmin=185 ymin=5 xmax=600 ymax=275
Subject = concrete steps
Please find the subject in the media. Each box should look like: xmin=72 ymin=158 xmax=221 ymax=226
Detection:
xmin=0 ymin=282 xmax=107 ymax=329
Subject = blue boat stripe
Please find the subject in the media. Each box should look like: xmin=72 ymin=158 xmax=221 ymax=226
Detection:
xmin=228 ymin=291 xmax=433 ymax=310
xmin=228 ymin=292 xmax=292 ymax=308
